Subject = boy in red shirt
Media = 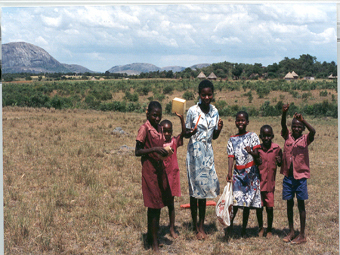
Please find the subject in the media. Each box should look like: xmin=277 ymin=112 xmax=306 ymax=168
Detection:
xmin=281 ymin=104 xmax=316 ymax=244
xmin=257 ymin=125 xmax=282 ymax=238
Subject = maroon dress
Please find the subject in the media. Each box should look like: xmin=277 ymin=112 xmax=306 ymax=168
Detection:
xmin=163 ymin=135 xmax=183 ymax=197
xmin=136 ymin=120 xmax=172 ymax=209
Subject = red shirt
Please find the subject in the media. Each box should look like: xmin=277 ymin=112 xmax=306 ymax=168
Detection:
xmin=280 ymin=132 xmax=312 ymax=179
xmin=258 ymin=143 xmax=282 ymax=192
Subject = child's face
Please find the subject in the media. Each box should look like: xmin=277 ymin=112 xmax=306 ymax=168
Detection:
xmin=199 ymin=87 xmax=213 ymax=107
xmin=161 ymin=123 xmax=173 ymax=142
xmin=147 ymin=107 xmax=162 ymax=128
xmin=235 ymin=113 xmax=249 ymax=133
xmin=291 ymin=118 xmax=304 ymax=139
xmin=260 ymin=128 xmax=274 ymax=148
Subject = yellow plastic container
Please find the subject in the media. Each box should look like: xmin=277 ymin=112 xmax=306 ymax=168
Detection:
xmin=172 ymin=97 xmax=186 ymax=115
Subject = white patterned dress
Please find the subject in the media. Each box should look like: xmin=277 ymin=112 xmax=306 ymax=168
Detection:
xmin=186 ymin=103 xmax=220 ymax=199
xmin=227 ymin=132 xmax=262 ymax=208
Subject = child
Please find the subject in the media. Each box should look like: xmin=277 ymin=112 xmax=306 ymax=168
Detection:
xmin=159 ymin=112 xmax=186 ymax=239
xmin=257 ymin=125 xmax=282 ymax=238
xmin=281 ymin=104 xmax=316 ymax=244
xmin=135 ymin=101 xmax=171 ymax=252
xmin=226 ymin=111 xmax=262 ymax=238
xmin=186 ymin=79 xmax=223 ymax=240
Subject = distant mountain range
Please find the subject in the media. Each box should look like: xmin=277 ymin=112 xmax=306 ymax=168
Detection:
xmin=2 ymin=42 xmax=210 ymax=74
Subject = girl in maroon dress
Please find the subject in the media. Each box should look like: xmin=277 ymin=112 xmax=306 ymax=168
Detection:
xmin=160 ymin=112 xmax=186 ymax=239
xmin=135 ymin=101 xmax=172 ymax=252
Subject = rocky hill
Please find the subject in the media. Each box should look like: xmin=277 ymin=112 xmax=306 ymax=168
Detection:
xmin=2 ymin=42 xmax=94 ymax=74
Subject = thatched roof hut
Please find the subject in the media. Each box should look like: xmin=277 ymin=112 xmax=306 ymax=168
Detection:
xmin=291 ymin=71 xmax=298 ymax=79
xmin=208 ymin=72 xmax=217 ymax=80
xmin=284 ymin=72 xmax=294 ymax=80
xmin=197 ymin=71 xmax=206 ymax=79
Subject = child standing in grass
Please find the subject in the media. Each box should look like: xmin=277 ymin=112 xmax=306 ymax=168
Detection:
xmin=186 ymin=79 xmax=223 ymax=240
xmin=257 ymin=125 xmax=282 ymax=238
xmin=226 ymin=111 xmax=262 ymax=238
xmin=135 ymin=101 xmax=172 ymax=252
xmin=160 ymin=112 xmax=186 ymax=239
xmin=280 ymin=104 xmax=316 ymax=244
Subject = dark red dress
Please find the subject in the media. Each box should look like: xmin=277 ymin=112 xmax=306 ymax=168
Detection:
xmin=163 ymin=135 xmax=183 ymax=197
xmin=136 ymin=120 xmax=172 ymax=209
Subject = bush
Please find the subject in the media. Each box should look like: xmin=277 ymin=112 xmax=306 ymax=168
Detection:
xmin=163 ymin=85 xmax=174 ymax=95
xmin=320 ymin=90 xmax=328 ymax=97
xmin=182 ymin=91 xmax=195 ymax=100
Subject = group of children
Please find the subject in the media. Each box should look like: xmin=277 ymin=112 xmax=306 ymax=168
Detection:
xmin=135 ymin=80 xmax=316 ymax=252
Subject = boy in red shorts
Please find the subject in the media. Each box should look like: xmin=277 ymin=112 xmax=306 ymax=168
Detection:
xmin=280 ymin=104 xmax=316 ymax=244
xmin=257 ymin=125 xmax=282 ymax=238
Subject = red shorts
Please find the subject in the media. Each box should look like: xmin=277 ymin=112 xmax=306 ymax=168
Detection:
xmin=261 ymin=191 xmax=274 ymax=207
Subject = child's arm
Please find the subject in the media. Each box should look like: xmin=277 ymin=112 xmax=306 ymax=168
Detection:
xmin=294 ymin=113 xmax=316 ymax=143
xmin=245 ymin=146 xmax=260 ymax=160
xmin=135 ymin=141 xmax=168 ymax=157
xmin=175 ymin=112 xmax=186 ymax=138
xmin=276 ymin=149 xmax=283 ymax=167
xmin=227 ymin=157 xmax=234 ymax=182
xmin=281 ymin=103 xmax=289 ymax=137
xmin=213 ymin=118 xmax=223 ymax=140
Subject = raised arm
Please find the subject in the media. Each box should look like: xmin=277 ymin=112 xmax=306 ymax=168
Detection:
xmin=281 ymin=103 xmax=289 ymax=137
xmin=175 ymin=112 xmax=186 ymax=138
xmin=213 ymin=118 xmax=223 ymax=140
xmin=294 ymin=113 xmax=316 ymax=143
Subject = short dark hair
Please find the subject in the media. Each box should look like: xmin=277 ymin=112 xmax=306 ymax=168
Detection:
xmin=260 ymin=125 xmax=273 ymax=135
xmin=147 ymin=101 xmax=162 ymax=113
xmin=198 ymin=79 xmax=214 ymax=94
xmin=160 ymin=119 xmax=172 ymax=128
xmin=236 ymin=111 xmax=249 ymax=121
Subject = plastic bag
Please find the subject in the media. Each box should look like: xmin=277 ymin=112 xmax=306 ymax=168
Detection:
xmin=216 ymin=182 xmax=233 ymax=226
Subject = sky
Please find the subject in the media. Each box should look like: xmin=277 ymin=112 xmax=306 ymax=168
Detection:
xmin=1 ymin=4 xmax=337 ymax=73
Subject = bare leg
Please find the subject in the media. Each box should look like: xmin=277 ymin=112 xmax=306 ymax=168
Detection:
xmin=147 ymin=208 xmax=161 ymax=252
xmin=256 ymin=207 xmax=264 ymax=237
xmin=266 ymin=207 xmax=274 ymax=236
xmin=226 ymin=206 xmax=238 ymax=240
xmin=291 ymin=200 xmax=307 ymax=244
xmin=190 ymin=196 xmax=198 ymax=233
xmin=241 ymin=207 xmax=250 ymax=237
xmin=197 ymin=199 xmax=207 ymax=239
xmin=168 ymin=197 xmax=178 ymax=238
xmin=283 ymin=199 xmax=295 ymax=242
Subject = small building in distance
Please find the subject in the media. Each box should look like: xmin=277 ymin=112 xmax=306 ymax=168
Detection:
xmin=284 ymin=72 xmax=294 ymax=81
xmin=208 ymin=72 xmax=217 ymax=80
xmin=328 ymin=73 xmax=337 ymax=79
xmin=291 ymin=71 xmax=299 ymax=79
xmin=197 ymin=71 xmax=207 ymax=79
xmin=303 ymin=76 xmax=315 ymax=80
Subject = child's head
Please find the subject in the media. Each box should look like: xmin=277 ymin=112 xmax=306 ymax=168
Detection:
xmin=259 ymin=125 xmax=274 ymax=148
xmin=235 ymin=111 xmax=249 ymax=133
xmin=198 ymin=80 xmax=214 ymax=106
xmin=291 ymin=118 xmax=305 ymax=139
xmin=160 ymin=119 xmax=172 ymax=143
xmin=147 ymin=101 xmax=162 ymax=128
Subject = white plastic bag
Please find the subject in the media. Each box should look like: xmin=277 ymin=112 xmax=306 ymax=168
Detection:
xmin=216 ymin=182 xmax=233 ymax=226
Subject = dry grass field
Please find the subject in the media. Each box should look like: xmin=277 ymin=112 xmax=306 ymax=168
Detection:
xmin=3 ymin=106 xmax=338 ymax=254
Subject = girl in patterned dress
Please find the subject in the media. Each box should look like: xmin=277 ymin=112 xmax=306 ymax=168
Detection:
xmin=226 ymin=111 xmax=262 ymax=238
xmin=186 ymin=80 xmax=224 ymax=240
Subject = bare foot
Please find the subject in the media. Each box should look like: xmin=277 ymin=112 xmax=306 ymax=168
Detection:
xmin=170 ymin=228 xmax=178 ymax=239
xmin=196 ymin=231 xmax=205 ymax=240
xmin=258 ymin=228 xmax=264 ymax=237
xmin=291 ymin=234 xmax=307 ymax=244
xmin=283 ymin=231 xmax=295 ymax=243
xmin=266 ymin=231 xmax=273 ymax=238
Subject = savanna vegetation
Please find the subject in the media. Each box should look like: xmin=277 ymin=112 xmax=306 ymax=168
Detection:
xmin=3 ymin=78 xmax=338 ymax=119
xmin=3 ymin=107 xmax=338 ymax=254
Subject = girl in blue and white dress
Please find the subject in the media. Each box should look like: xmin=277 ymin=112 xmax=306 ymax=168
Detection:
xmin=186 ymin=79 xmax=223 ymax=240
xmin=226 ymin=111 xmax=262 ymax=237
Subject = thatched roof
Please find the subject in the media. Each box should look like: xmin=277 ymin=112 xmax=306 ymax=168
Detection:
xmin=208 ymin=72 xmax=217 ymax=79
xmin=197 ymin=71 xmax=206 ymax=79
xmin=284 ymin=72 xmax=294 ymax=79
xmin=291 ymin=71 xmax=298 ymax=78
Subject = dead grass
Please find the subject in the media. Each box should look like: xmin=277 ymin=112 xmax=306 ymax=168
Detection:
xmin=3 ymin=106 xmax=338 ymax=254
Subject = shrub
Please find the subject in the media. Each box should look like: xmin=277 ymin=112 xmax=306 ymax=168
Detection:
xmin=320 ymin=90 xmax=328 ymax=97
xmin=182 ymin=91 xmax=195 ymax=100
xmin=163 ymin=85 xmax=174 ymax=95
